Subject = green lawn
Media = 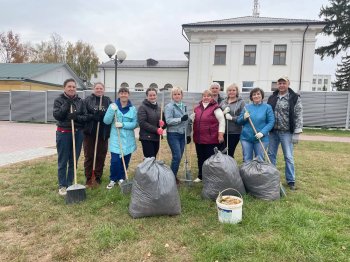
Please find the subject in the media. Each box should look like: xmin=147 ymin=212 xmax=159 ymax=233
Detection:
xmin=303 ymin=127 xmax=350 ymax=137
xmin=0 ymin=139 xmax=349 ymax=261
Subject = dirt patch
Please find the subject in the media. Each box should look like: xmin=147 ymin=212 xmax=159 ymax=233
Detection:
xmin=0 ymin=205 xmax=15 ymax=212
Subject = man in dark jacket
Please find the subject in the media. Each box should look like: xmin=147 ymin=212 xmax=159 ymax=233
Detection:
xmin=267 ymin=76 xmax=303 ymax=191
xmin=83 ymin=82 xmax=111 ymax=186
xmin=53 ymin=78 xmax=88 ymax=196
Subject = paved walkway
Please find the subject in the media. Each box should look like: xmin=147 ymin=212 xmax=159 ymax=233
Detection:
xmin=0 ymin=121 xmax=349 ymax=167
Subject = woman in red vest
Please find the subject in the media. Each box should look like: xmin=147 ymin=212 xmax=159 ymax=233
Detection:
xmin=192 ymin=89 xmax=225 ymax=182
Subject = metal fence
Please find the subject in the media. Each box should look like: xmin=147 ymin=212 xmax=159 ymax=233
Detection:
xmin=0 ymin=90 xmax=349 ymax=129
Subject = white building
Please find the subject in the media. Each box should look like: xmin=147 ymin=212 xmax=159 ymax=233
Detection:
xmin=96 ymin=16 xmax=326 ymax=93
xmin=312 ymin=74 xmax=332 ymax=91
xmin=97 ymin=59 xmax=188 ymax=92
xmin=182 ymin=16 xmax=326 ymax=93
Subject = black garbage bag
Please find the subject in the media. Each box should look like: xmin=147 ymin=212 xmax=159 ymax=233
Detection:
xmin=129 ymin=157 xmax=181 ymax=218
xmin=240 ymin=159 xmax=280 ymax=201
xmin=202 ymin=148 xmax=246 ymax=200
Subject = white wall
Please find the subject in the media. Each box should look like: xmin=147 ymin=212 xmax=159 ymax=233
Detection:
xmin=312 ymin=74 xmax=332 ymax=91
xmin=33 ymin=66 xmax=74 ymax=86
xmin=187 ymin=26 xmax=322 ymax=92
xmin=97 ymin=67 xmax=188 ymax=92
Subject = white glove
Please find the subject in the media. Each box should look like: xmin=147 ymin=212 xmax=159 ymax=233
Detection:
xmin=244 ymin=111 xmax=250 ymax=120
xmin=255 ymin=132 xmax=263 ymax=139
xmin=292 ymin=133 xmax=300 ymax=144
xmin=190 ymin=113 xmax=195 ymax=121
xmin=223 ymin=107 xmax=230 ymax=114
xmin=225 ymin=113 xmax=233 ymax=120
xmin=110 ymin=103 xmax=117 ymax=111
xmin=115 ymin=122 xmax=123 ymax=128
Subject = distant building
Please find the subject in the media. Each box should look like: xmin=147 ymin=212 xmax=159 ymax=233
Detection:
xmin=97 ymin=59 xmax=188 ymax=92
xmin=0 ymin=63 xmax=85 ymax=91
xmin=182 ymin=16 xmax=326 ymax=93
xmin=312 ymin=74 xmax=331 ymax=91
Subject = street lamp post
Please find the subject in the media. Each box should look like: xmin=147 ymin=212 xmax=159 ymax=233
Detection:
xmin=104 ymin=44 xmax=127 ymax=101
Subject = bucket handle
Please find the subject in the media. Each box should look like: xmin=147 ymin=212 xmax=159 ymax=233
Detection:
xmin=217 ymin=188 xmax=242 ymax=202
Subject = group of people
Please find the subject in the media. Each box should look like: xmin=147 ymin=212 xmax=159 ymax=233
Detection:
xmin=53 ymin=75 xmax=303 ymax=196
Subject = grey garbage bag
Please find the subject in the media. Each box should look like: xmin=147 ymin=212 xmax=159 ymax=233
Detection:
xmin=202 ymin=148 xmax=246 ymax=200
xmin=129 ymin=157 xmax=181 ymax=218
xmin=240 ymin=159 xmax=280 ymax=201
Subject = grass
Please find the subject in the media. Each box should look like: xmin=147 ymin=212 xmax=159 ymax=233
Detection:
xmin=0 ymin=138 xmax=350 ymax=261
xmin=303 ymin=127 xmax=350 ymax=137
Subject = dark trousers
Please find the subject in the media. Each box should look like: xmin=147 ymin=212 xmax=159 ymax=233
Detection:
xmin=56 ymin=130 xmax=83 ymax=188
xmin=110 ymin=152 xmax=132 ymax=181
xmin=195 ymin=143 xmax=220 ymax=179
xmin=141 ymin=140 xmax=160 ymax=158
xmin=224 ymin=133 xmax=241 ymax=158
xmin=83 ymin=134 xmax=108 ymax=183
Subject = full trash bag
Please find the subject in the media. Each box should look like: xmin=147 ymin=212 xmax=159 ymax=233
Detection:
xmin=240 ymin=158 xmax=280 ymax=201
xmin=202 ymin=148 xmax=246 ymax=200
xmin=129 ymin=157 xmax=181 ymax=218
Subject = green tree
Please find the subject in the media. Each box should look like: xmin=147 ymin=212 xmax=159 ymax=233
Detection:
xmin=315 ymin=0 xmax=350 ymax=59
xmin=0 ymin=30 xmax=30 ymax=63
xmin=65 ymin=40 xmax=99 ymax=85
xmin=334 ymin=55 xmax=350 ymax=91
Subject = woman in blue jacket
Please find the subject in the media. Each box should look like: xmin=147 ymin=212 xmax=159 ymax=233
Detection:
xmin=103 ymin=87 xmax=138 ymax=189
xmin=237 ymin=87 xmax=274 ymax=162
xmin=164 ymin=87 xmax=191 ymax=184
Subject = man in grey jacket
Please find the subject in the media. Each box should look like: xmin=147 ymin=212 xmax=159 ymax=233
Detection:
xmin=267 ymin=76 xmax=303 ymax=190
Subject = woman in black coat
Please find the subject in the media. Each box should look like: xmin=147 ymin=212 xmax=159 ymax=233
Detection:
xmin=137 ymin=87 xmax=165 ymax=158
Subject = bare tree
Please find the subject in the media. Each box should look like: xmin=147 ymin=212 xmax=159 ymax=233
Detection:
xmin=0 ymin=30 xmax=30 ymax=63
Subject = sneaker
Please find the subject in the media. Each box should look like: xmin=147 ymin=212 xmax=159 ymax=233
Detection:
xmin=106 ymin=181 xmax=116 ymax=189
xmin=288 ymin=182 xmax=296 ymax=190
xmin=58 ymin=187 xmax=67 ymax=196
xmin=175 ymin=178 xmax=180 ymax=185
xmin=118 ymin=179 xmax=124 ymax=186
xmin=193 ymin=178 xmax=202 ymax=183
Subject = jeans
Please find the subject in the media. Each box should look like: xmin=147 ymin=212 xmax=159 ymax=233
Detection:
xmin=268 ymin=131 xmax=295 ymax=184
xmin=110 ymin=152 xmax=132 ymax=182
xmin=167 ymin=132 xmax=185 ymax=177
xmin=56 ymin=130 xmax=84 ymax=188
xmin=241 ymin=139 xmax=268 ymax=162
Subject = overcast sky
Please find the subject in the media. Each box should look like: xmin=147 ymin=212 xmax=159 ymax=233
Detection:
xmin=0 ymin=0 xmax=340 ymax=78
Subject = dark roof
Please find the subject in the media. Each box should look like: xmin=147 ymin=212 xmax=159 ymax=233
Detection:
xmin=0 ymin=63 xmax=86 ymax=90
xmin=99 ymin=59 xmax=188 ymax=69
xmin=182 ymin=16 xmax=326 ymax=28
xmin=0 ymin=63 xmax=65 ymax=79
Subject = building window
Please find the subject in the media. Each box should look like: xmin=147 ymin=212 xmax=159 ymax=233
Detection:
xmin=242 ymin=81 xmax=254 ymax=92
xmin=214 ymin=45 xmax=226 ymax=65
xmin=273 ymin=45 xmax=287 ymax=65
xmin=318 ymin=79 xmax=322 ymax=85
xmin=271 ymin=82 xmax=277 ymax=91
xmin=213 ymin=81 xmax=224 ymax=91
xmin=317 ymin=87 xmax=322 ymax=91
xmin=135 ymin=83 xmax=144 ymax=92
xmin=164 ymin=83 xmax=173 ymax=89
xmin=149 ymin=83 xmax=158 ymax=89
xmin=312 ymin=79 xmax=316 ymax=84
xmin=312 ymin=87 xmax=316 ymax=91
xmin=120 ymin=82 xmax=129 ymax=88
xmin=324 ymin=79 xmax=328 ymax=85
xmin=244 ymin=45 xmax=256 ymax=65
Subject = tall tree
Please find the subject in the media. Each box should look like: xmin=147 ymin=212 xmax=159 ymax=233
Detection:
xmin=65 ymin=40 xmax=99 ymax=84
xmin=315 ymin=0 xmax=350 ymax=59
xmin=30 ymin=33 xmax=65 ymax=63
xmin=0 ymin=30 xmax=30 ymax=63
xmin=334 ymin=54 xmax=350 ymax=91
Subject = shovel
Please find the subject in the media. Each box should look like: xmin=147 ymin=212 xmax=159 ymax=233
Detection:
xmin=114 ymin=112 xmax=133 ymax=194
xmin=66 ymin=105 xmax=86 ymax=204
xmin=89 ymin=96 xmax=103 ymax=188
xmin=183 ymin=124 xmax=193 ymax=186
xmin=244 ymin=107 xmax=287 ymax=198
